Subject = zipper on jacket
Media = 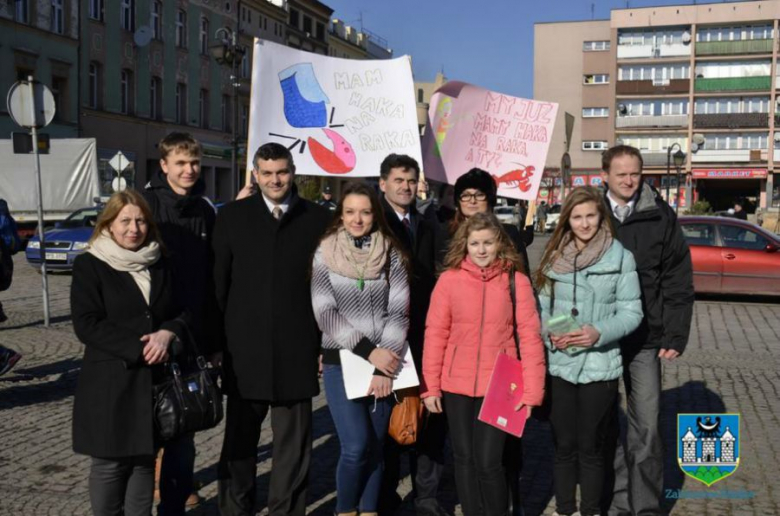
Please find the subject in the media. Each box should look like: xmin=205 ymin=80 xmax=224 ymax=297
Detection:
xmin=474 ymin=280 xmax=487 ymax=396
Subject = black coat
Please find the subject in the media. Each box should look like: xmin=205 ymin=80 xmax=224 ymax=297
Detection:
xmin=213 ymin=189 xmax=330 ymax=401
xmin=605 ymin=183 xmax=695 ymax=355
xmin=381 ymin=198 xmax=442 ymax=364
xmin=71 ymin=253 xmax=186 ymax=458
xmin=142 ymin=173 xmax=219 ymax=354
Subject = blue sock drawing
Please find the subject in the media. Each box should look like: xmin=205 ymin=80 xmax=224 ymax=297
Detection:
xmin=278 ymin=63 xmax=330 ymax=128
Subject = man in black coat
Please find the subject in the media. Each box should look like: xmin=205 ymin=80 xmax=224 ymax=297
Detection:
xmin=377 ymin=154 xmax=447 ymax=516
xmin=141 ymin=132 xmax=218 ymax=514
xmin=213 ymin=142 xmax=330 ymax=516
xmin=599 ymin=145 xmax=694 ymax=516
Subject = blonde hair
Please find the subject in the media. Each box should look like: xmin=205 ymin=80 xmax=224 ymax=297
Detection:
xmin=159 ymin=132 xmax=202 ymax=161
xmin=443 ymin=212 xmax=525 ymax=274
xmin=534 ymin=186 xmax=614 ymax=291
xmin=89 ymin=190 xmax=162 ymax=249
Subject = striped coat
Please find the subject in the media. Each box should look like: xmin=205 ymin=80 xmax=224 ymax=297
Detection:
xmin=311 ymin=245 xmax=410 ymax=367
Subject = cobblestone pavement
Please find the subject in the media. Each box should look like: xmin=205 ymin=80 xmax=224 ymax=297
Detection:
xmin=1 ymin=236 xmax=779 ymax=515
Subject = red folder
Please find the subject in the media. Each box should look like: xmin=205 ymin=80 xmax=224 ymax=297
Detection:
xmin=477 ymin=353 xmax=528 ymax=438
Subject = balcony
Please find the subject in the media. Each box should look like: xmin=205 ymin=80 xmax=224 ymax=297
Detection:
xmin=617 ymin=43 xmax=691 ymax=59
xmin=641 ymin=152 xmax=677 ymax=166
xmin=693 ymin=112 xmax=768 ymax=129
xmin=694 ymin=76 xmax=772 ymax=92
xmin=695 ymin=39 xmax=773 ymax=56
xmin=616 ymin=79 xmax=689 ymax=95
xmin=691 ymin=149 xmax=765 ymax=163
xmin=615 ymin=114 xmax=688 ymax=128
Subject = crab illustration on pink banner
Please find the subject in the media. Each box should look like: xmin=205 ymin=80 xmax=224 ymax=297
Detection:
xmin=422 ymin=81 xmax=558 ymax=201
xmin=247 ymin=39 xmax=422 ymax=178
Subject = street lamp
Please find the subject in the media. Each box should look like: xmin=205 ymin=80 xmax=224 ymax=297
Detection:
xmin=666 ymin=143 xmax=685 ymax=209
xmin=210 ymin=27 xmax=246 ymax=197
xmin=673 ymin=148 xmax=685 ymax=214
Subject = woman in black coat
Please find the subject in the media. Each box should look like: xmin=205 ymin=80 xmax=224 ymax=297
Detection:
xmin=71 ymin=190 xmax=187 ymax=516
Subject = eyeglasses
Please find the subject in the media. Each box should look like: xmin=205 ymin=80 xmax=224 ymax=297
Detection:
xmin=459 ymin=192 xmax=488 ymax=202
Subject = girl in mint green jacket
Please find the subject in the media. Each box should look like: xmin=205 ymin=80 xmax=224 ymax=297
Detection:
xmin=535 ymin=187 xmax=642 ymax=516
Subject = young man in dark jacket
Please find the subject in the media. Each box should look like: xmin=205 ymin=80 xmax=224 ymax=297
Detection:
xmin=377 ymin=154 xmax=448 ymax=516
xmin=142 ymin=132 xmax=218 ymax=515
xmin=213 ymin=142 xmax=330 ymax=516
xmin=600 ymin=145 xmax=694 ymax=516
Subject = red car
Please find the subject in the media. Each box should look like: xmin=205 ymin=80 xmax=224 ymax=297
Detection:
xmin=679 ymin=216 xmax=780 ymax=296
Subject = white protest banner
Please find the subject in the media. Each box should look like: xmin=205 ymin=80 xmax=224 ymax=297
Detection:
xmin=421 ymin=81 xmax=558 ymax=201
xmin=247 ymin=39 xmax=422 ymax=177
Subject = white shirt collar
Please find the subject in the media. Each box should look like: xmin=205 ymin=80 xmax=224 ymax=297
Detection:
xmin=262 ymin=192 xmax=292 ymax=215
xmin=606 ymin=190 xmax=637 ymax=214
xmin=394 ymin=210 xmax=411 ymax=223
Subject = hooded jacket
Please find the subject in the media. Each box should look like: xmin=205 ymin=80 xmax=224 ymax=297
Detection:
xmin=421 ymin=257 xmax=546 ymax=406
xmin=603 ymin=181 xmax=694 ymax=355
xmin=142 ymin=171 xmax=219 ymax=354
xmin=539 ymin=240 xmax=643 ymax=384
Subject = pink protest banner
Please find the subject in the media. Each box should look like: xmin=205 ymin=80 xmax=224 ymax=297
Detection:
xmin=422 ymin=81 xmax=558 ymax=201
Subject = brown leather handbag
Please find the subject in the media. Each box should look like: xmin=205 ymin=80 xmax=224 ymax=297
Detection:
xmin=388 ymin=387 xmax=424 ymax=446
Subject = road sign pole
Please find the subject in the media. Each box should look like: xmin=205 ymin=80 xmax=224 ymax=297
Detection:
xmin=28 ymin=76 xmax=50 ymax=327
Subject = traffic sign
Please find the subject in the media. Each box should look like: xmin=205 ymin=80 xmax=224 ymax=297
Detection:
xmin=7 ymin=80 xmax=56 ymax=129
xmin=111 ymin=176 xmax=128 ymax=192
xmin=108 ymin=151 xmax=130 ymax=173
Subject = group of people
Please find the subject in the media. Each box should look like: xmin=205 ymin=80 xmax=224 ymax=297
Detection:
xmin=67 ymin=131 xmax=694 ymax=516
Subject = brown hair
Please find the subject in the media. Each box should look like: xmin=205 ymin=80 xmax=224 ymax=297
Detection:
xmin=602 ymin=144 xmax=643 ymax=173
xmin=443 ymin=212 xmax=525 ymax=274
xmin=89 ymin=190 xmax=163 ymax=249
xmin=534 ymin=186 xmax=614 ymax=291
xmin=159 ymin=132 xmax=202 ymax=161
xmin=320 ymin=182 xmax=410 ymax=271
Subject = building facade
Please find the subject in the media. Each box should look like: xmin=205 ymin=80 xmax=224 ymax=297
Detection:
xmin=535 ymin=0 xmax=780 ymax=215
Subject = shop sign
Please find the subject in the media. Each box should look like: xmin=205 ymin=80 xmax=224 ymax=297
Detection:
xmin=692 ymin=169 xmax=767 ymax=179
xmin=589 ymin=176 xmax=603 ymax=187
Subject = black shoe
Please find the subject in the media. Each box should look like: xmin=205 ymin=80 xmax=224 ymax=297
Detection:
xmin=0 ymin=348 xmax=21 ymax=376
xmin=414 ymin=499 xmax=449 ymax=516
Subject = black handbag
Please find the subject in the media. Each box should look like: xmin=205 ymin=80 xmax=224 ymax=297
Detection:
xmin=153 ymin=325 xmax=223 ymax=441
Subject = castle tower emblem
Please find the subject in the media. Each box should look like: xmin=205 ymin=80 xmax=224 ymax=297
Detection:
xmin=677 ymin=414 xmax=741 ymax=487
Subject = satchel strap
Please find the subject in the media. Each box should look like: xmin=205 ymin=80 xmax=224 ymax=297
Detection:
xmin=509 ymin=268 xmax=521 ymax=359
xmin=172 ymin=320 xmax=208 ymax=372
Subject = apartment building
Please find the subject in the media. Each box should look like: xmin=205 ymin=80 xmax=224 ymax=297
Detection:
xmin=535 ymin=0 xmax=780 ymax=213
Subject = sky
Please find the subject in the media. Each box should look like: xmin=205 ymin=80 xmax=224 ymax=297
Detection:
xmin=322 ymin=0 xmax=751 ymax=99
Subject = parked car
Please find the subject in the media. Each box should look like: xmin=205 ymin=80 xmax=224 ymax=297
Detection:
xmin=679 ymin=216 xmax=780 ymax=296
xmin=25 ymin=206 xmax=102 ymax=271
xmin=545 ymin=204 xmax=562 ymax=232
xmin=493 ymin=205 xmax=518 ymax=226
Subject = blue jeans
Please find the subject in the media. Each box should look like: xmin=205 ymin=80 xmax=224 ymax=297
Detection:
xmin=323 ymin=364 xmax=393 ymax=513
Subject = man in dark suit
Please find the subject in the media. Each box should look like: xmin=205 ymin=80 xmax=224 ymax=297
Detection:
xmin=213 ymin=143 xmax=330 ymax=516
xmin=377 ymin=154 xmax=447 ymax=516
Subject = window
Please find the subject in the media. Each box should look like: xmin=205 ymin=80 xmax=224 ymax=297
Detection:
xmin=150 ymin=77 xmax=162 ymax=121
xmin=175 ymin=83 xmax=187 ymax=124
xmin=88 ymin=62 xmax=101 ymax=109
xmin=199 ymin=89 xmax=209 ymax=128
xmin=582 ymin=141 xmax=609 ymax=151
xmin=222 ymin=94 xmax=231 ymax=131
xmin=289 ymin=9 xmax=299 ymax=29
xmin=151 ymin=1 xmax=162 ymax=40
xmin=14 ymin=0 xmax=29 ymax=23
xmin=264 ymin=17 xmax=268 ymax=31
xmin=51 ymin=0 xmax=64 ymax=34
xmin=176 ymin=10 xmax=187 ymax=48
xmin=89 ymin=0 xmax=103 ymax=21
xmin=240 ymin=54 xmax=249 ymax=79
xmin=583 ymin=74 xmax=609 ymax=85
xmin=661 ymin=100 xmax=688 ymax=116
xmin=720 ymin=225 xmax=769 ymax=250
xmin=621 ymin=101 xmax=653 ymax=116
xmin=583 ymin=40 xmax=610 ymax=51
xmin=316 ymin=22 xmax=325 ymax=41
xmin=744 ymin=133 xmax=768 ymax=149
xmin=51 ymin=76 xmax=67 ymax=120
xmin=303 ymin=15 xmax=312 ymax=35
xmin=681 ymin=224 xmax=717 ymax=247
xmin=120 ymin=70 xmax=134 ymax=115
xmin=582 ymin=107 xmax=609 ymax=118
xmin=417 ymin=88 xmax=424 ymax=103
xmin=745 ymin=97 xmax=769 ymax=113
xmin=241 ymin=104 xmax=249 ymax=136
xmin=200 ymin=17 xmax=209 ymax=55
xmin=120 ymin=0 xmax=134 ymax=31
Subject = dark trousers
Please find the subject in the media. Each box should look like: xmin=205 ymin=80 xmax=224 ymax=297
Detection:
xmin=444 ymin=392 xmax=508 ymax=516
xmin=607 ymin=348 xmax=663 ymax=516
xmin=157 ymin=432 xmax=196 ymax=516
xmin=503 ymin=436 xmax=524 ymax=516
xmin=549 ymin=376 xmax=618 ymax=516
xmin=217 ymin=396 xmax=312 ymax=516
xmin=89 ymin=455 xmax=156 ymax=516
xmin=380 ymin=410 xmax=448 ymax=514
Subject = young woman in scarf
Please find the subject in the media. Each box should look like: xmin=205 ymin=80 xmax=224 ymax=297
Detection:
xmin=311 ymin=182 xmax=410 ymax=516
xmin=534 ymin=187 xmax=643 ymax=516
xmin=70 ymin=190 xmax=189 ymax=516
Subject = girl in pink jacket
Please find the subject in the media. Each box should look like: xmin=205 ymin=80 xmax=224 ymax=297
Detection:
xmin=422 ymin=212 xmax=546 ymax=516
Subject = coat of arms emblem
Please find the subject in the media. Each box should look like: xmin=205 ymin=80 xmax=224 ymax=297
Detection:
xmin=678 ymin=413 xmax=740 ymax=486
